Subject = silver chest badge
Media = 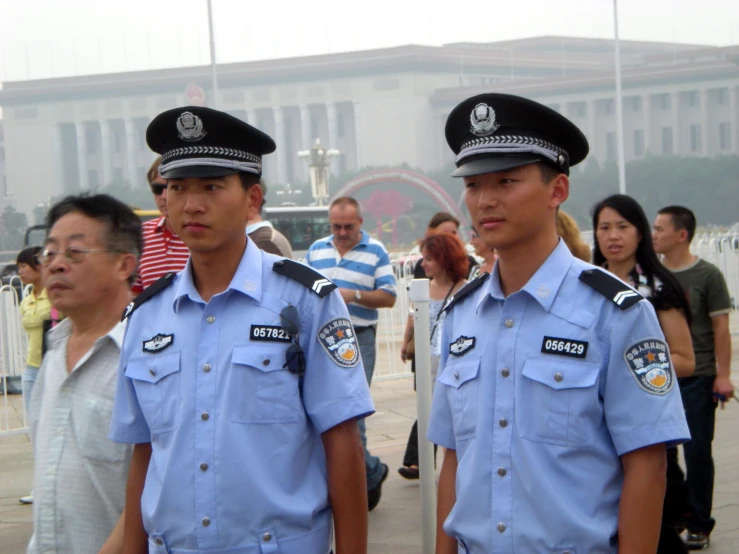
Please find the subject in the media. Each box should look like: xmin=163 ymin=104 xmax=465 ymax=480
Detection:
xmin=470 ymin=103 xmax=500 ymax=137
xmin=143 ymin=333 xmax=174 ymax=353
xmin=176 ymin=111 xmax=207 ymax=142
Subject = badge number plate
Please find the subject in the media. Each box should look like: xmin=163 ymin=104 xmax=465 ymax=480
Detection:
xmin=250 ymin=325 xmax=291 ymax=343
xmin=541 ymin=336 xmax=588 ymax=359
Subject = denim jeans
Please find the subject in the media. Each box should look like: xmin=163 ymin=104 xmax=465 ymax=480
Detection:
xmin=355 ymin=326 xmax=384 ymax=489
xmin=679 ymin=375 xmax=717 ymax=534
xmin=22 ymin=365 xmax=40 ymax=422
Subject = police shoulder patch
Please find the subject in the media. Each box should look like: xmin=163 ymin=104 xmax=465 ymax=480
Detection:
xmin=442 ymin=273 xmax=490 ymax=314
xmin=122 ymin=272 xmax=176 ymax=321
xmin=317 ymin=318 xmax=359 ymax=367
xmin=623 ymin=338 xmax=673 ymax=395
xmin=272 ymin=259 xmax=337 ymax=298
xmin=578 ymin=268 xmax=643 ymax=310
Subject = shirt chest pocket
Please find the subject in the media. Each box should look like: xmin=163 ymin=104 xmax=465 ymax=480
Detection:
xmin=125 ymin=351 xmax=181 ymax=434
xmin=437 ymin=357 xmax=481 ymax=441
xmin=230 ymin=344 xmax=301 ymax=424
xmin=518 ymin=358 xmax=601 ymax=447
xmin=73 ymin=394 xmax=129 ymax=463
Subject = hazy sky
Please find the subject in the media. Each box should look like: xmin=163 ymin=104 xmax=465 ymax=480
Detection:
xmin=1 ymin=0 xmax=738 ymax=83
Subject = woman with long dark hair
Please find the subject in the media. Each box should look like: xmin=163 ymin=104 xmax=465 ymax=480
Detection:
xmin=593 ymin=194 xmax=694 ymax=553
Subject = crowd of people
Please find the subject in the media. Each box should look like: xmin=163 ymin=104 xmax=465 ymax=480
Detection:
xmin=4 ymin=93 xmax=733 ymax=554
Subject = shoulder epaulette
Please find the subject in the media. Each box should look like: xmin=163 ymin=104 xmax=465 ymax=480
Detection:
xmin=121 ymin=272 xmax=176 ymax=321
xmin=272 ymin=259 xmax=337 ymax=298
xmin=442 ymin=272 xmax=490 ymax=313
xmin=578 ymin=268 xmax=643 ymax=310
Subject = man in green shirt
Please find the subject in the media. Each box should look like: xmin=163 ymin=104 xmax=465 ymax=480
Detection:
xmin=653 ymin=205 xmax=734 ymax=550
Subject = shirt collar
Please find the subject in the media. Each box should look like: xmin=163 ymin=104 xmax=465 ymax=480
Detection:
xmin=173 ymin=236 xmax=263 ymax=310
xmin=155 ymin=216 xmax=167 ymax=232
xmin=246 ymin=220 xmax=274 ymax=234
xmin=47 ymin=318 xmax=127 ymax=350
xmin=478 ymin=239 xmax=574 ymax=312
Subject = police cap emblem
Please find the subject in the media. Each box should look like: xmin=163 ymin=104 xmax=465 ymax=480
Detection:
xmin=470 ymin=103 xmax=500 ymax=137
xmin=623 ymin=339 xmax=673 ymax=395
xmin=176 ymin=111 xmax=207 ymax=142
xmin=318 ymin=318 xmax=359 ymax=368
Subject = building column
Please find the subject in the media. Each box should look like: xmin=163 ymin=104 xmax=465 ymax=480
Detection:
xmin=75 ymin=121 xmax=89 ymax=191
xmin=586 ymin=100 xmax=597 ymax=161
xmin=99 ymin=119 xmax=113 ymax=187
xmin=123 ymin=117 xmax=139 ymax=188
xmin=299 ymin=104 xmax=312 ymax=180
xmin=272 ymin=107 xmax=287 ymax=184
xmin=700 ymin=89 xmax=710 ymax=156
xmin=671 ymin=92 xmax=681 ymax=155
xmin=326 ymin=102 xmax=339 ymax=174
xmin=729 ymin=86 xmax=739 ymax=155
xmin=51 ymin=124 xmax=64 ymax=197
xmin=352 ymin=101 xmax=363 ymax=170
xmin=642 ymin=94 xmax=651 ymax=155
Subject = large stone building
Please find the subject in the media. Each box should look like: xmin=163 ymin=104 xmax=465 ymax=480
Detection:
xmin=0 ymin=36 xmax=737 ymax=217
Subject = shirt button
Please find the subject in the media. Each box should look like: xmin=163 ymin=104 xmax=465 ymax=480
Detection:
xmin=554 ymin=372 xmax=564 ymax=382
xmin=200 ymin=462 xmax=208 ymax=471
xmin=207 ymin=315 xmax=216 ymax=324
xmin=203 ymin=363 xmax=211 ymax=373
xmin=262 ymin=532 xmax=272 ymax=542
xmin=497 ymin=467 xmax=507 ymax=477
xmin=263 ymin=359 xmax=270 ymax=367
xmin=504 ymin=319 xmax=514 ymax=328
xmin=499 ymin=418 xmax=508 ymax=428
xmin=497 ymin=522 xmax=506 ymax=533
xmin=155 ymin=538 xmax=163 ymax=546
xmin=201 ymin=412 xmax=210 ymax=421
xmin=149 ymin=368 xmax=156 ymax=377
xmin=202 ymin=517 xmax=211 ymax=527
xmin=501 ymin=368 xmax=510 ymax=377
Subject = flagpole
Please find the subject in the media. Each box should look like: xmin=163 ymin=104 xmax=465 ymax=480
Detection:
xmin=207 ymin=0 xmax=219 ymax=109
xmin=613 ymin=0 xmax=626 ymax=194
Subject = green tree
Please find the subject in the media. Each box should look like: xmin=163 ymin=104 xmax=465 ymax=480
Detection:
xmin=0 ymin=205 xmax=29 ymax=251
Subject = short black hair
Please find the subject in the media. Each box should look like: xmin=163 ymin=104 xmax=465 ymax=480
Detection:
xmin=658 ymin=205 xmax=697 ymax=242
xmin=16 ymin=246 xmax=42 ymax=269
xmin=46 ymin=194 xmax=143 ymax=285
xmin=538 ymin=162 xmax=562 ymax=184
xmin=238 ymin=172 xmax=260 ymax=192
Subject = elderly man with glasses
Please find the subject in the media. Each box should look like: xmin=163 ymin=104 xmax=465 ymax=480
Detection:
xmin=26 ymin=194 xmax=142 ymax=554
xmin=131 ymin=156 xmax=190 ymax=294
xmin=110 ymin=107 xmax=374 ymax=554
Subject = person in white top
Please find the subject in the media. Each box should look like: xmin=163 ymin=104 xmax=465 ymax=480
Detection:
xmin=27 ymin=194 xmax=142 ymax=554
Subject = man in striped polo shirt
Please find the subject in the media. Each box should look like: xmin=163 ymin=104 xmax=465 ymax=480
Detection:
xmin=132 ymin=157 xmax=190 ymax=294
xmin=306 ymin=196 xmax=397 ymax=511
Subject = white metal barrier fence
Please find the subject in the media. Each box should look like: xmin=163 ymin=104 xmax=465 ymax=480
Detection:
xmin=1 ymin=277 xmax=29 ymax=436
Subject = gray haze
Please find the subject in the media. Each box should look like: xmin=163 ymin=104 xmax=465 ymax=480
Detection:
xmin=1 ymin=0 xmax=739 ymax=81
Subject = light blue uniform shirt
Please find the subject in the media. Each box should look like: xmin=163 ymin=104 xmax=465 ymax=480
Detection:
xmin=110 ymin=238 xmax=374 ymax=554
xmin=305 ymin=230 xmax=396 ymax=327
xmin=428 ymin=239 xmax=690 ymax=553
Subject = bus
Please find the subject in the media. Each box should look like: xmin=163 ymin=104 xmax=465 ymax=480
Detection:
xmin=264 ymin=205 xmax=330 ymax=259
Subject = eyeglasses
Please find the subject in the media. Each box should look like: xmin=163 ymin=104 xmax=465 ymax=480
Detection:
xmin=37 ymin=247 xmax=115 ymax=266
xmin=150 ymin=184 xmax=167 ymax=196
xmin=280 ymin=305 xmax=306 ymax=386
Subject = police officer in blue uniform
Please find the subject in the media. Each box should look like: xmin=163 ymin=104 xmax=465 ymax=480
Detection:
xmin=428 ymin=94 xmax=691 ymax=553
xmin=110 ymin=107 xmax=374 ymax=554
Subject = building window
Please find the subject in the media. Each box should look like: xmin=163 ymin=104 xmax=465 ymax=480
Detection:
xmin=690 ymin=124 xmax=702 ymax=152
xmin=634 ymin=129 xmax=645 ymax=157
xmin=86 ymin=127 xmax=96 ymax=155
xmin=717 ymin=89 xmax=728 ymax=105
xmin=337 ymin=112 xmax=345 ymax=139
xmin=113 ymin=167 xmax=123 ymax=182
xmin=659 ymin=94 xmax=671 ymax=110
xmin=661 ymin=127 xmax=673 ymax=154
xmin=113 ymin=129 xmax=122 ymax=154
xmin=632 ymin=97 xmax=642 ymax=112
xmin=571 ymin=102 xmax=586 ymax=117
xmin=687 ymin=91 xmax=699 ymax=108
xmin=88 ymin=170 xmax=98 ymax=189
xmin=604 ymin=99 xmax=615 ymax=115
xmin=606 ymin=131 xmax=616 ymax=161
xmin=0 ymin=147 xmax=4 ymax=162
xmin=2 ymin=175 xmax=7 ymax=197
xmin=719 ymin=122 xmax=731 ymax=150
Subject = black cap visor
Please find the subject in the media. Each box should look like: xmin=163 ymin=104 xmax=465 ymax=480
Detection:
xmin=451 ymin=154 xmax=543 ymax=178
xmin=160 ymin=163 xmax=245 ymax=179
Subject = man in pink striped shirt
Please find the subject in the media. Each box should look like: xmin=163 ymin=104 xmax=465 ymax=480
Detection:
xmin=132 ymin=157 xmax=189 ymax=294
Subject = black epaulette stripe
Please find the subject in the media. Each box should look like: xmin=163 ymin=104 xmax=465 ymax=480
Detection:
xmin=578 ymin=268 xmax=643 ymax=310
xmin=272 ymin=259 xmax=337 ymax=299
xmin=442 ymin=272 xmax=490 ymax=313
xmin=121 ymin=272 xmax=176 ymax=321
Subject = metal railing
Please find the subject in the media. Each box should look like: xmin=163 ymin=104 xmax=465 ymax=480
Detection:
xmin=1 ymin=277 xmax=29 ymax=436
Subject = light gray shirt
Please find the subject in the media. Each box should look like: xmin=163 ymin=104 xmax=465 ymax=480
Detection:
xmin=28 ymin=318 xmax=132 ymax=554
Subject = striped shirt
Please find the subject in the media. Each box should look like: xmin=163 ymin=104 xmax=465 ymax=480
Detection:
xmin=306 ymin=230 xmax=396 ymax=326
xmin=28 ymin=319 xmax=133 ymax=554
xmin=132 ymin=217 xmax=189 ymax=294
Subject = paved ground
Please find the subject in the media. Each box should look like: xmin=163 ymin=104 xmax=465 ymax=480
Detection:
xmin=3 ymin=341 xmax=739 ymax=553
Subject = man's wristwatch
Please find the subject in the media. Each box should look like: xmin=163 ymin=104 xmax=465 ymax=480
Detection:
xmin=354 ymin=290 xmax=362 ymax=301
